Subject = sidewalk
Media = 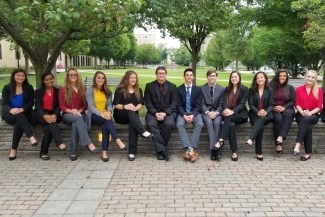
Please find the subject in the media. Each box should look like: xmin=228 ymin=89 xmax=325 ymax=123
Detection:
xmin=0 ymin=150 xmax=325 ymax=217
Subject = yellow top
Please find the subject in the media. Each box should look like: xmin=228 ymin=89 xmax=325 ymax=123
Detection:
xmin=94 ymin=89 xmax=107 ymax=112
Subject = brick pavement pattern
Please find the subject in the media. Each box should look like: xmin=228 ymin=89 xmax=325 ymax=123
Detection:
xmin=0 ymin=151 xmax=325 ymax=217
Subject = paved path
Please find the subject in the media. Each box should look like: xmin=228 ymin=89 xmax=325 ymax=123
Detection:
xmin=0 ymin=151 xmax=325 ymax=217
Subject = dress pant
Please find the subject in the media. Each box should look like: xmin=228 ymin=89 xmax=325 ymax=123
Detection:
xmin=296 ymin=113 xmax=319 ymax=154
xmin=272 ymin=109 xmax=295 ymax=142
xmin=35 ymin=112 xmax=63 ymax=155
xmin=145 ymin=113 xmax=176 ymax=153
xmin=220 ymin=115 xmax=247 ymax=153
xmin=91 ymin=114 xmax=119 ymax=151
xmin=62 ymin=113 xmax=91 ymax=155
xmin=114 ymin=110 xmax=147 ymax=154
xmin=176 ymin=114 xmax=204 ymax=149
xmin=249 ymin=114 xmax=272 ymax=155
xmin=3 ymin=112 xmax=33 ymax=149
xmin=202 ymin=114 xmax=222 ymax=150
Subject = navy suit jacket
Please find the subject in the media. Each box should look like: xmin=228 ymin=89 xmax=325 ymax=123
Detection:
xmin=177 ymin=84 xmax=203 ymax=116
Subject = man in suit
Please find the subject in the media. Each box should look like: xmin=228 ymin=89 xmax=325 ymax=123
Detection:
xmin=144 ymin=66 xmax=178 ymax=161
xmin=201 ymin=69 xmax=224 ymax=161
xmin=176 ymin=68 xmax=204 ymax=162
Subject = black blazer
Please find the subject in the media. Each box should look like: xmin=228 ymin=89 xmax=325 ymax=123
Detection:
xmin=1 ymin=83 xmax=34 ymax=120
xmin=248 ymin=86 xmax=274 ymax=119
xmin=144 ymin=80 xmax=178 ymax=115
xmin=320 ymin=87 xmax=325 ymax=122
xmin=177 ymin=84 xmax=203 ymax=116
xmin=222 ymin=85 xmax=249 ymax=119
xmin=34 ymin=86 xmax=61 ymax=118
xmin=270 ymin=83 xmax=296 ymax=109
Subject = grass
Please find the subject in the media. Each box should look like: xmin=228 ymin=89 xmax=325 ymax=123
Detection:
xmin=0 ymin=67 xmax=256 ymax=91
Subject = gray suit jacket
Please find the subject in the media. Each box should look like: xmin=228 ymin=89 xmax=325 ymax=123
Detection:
xmin=201 ymin=83 xmax=224 ymax=114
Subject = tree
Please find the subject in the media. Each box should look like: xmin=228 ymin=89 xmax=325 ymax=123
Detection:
xmin=143 ymin=0 xmax=235 ymax=83
xmin=120 ymin=34 xmax=137 ymax=67
xmin=292 ymin=0 xmax=325 ymax=86
xmin=62 ymin=40 xmax=90 ymax=68
xmin=174 ymin=46 xmax=191 ymax=66
xmin=0 ymin=0 xmax=143 ymax=87
xmin=157 ymin=43 xmax=168 ymax=63
xmin=135 ymin=44 xmax=160 ymax=68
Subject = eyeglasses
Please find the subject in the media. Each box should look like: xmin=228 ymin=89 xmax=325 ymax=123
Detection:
xmin=68 ymin=74 xmax=78 ymax=77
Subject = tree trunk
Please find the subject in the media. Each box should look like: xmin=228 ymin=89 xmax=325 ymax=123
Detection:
xmin=191 ymin=51 xmax=199 ymax=85
xmin=322 ymin=49 xmax=325 ymax=88
xmin=235 ymin=56 xmax=239 ymax=71
xmin=23 ymin=52 xmax=29 ymax=74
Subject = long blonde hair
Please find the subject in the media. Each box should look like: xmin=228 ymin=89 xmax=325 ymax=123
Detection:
xmin=64 ymin=67 xmax=86 ymax=106
xmin=305 ymin=70 xmax=319 ymax=99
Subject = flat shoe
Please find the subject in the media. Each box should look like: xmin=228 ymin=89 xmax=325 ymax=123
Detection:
xmin=231 ymin=153 xmax=238 ymax=161
xmin=292 ymin=151 xmax=300 ymax=156
xmin=70 ymin=155 xmax=77 ymax=161
xmin=257 ymin=156 xmax=263 ymax=161
xmin=301 ymin=155 xmax=311 ymax=161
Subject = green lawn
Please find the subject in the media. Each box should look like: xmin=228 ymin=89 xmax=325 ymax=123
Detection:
xmin=0 ymin=67 xmax=256 ymax=91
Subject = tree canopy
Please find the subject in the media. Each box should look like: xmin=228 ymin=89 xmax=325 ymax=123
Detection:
xmin=0 ymin=0 xmax=143 ymax=87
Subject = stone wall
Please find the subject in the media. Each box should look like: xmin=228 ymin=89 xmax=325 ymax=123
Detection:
xmin=1 ymin=120 xmax=325 ymax=155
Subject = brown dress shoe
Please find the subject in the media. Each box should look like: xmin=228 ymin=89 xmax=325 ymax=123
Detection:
xmin=190 ymin=150 xmax=198 ymax=162
xmin=183 ymin=150 xmax=192 ymax=161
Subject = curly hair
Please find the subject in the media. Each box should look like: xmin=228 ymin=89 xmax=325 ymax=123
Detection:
xmin=116 ymin=70 xmax=141 ymax=101
xmin=63 ymin=67 xmax=86 ymax=106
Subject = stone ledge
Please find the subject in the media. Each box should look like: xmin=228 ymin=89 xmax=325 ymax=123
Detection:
xmin=1 ymin=120 xmax=325 ymax=154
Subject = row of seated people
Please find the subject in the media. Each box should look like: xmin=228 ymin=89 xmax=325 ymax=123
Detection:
xmin=1 ymin=67 xmax=325 ymax=162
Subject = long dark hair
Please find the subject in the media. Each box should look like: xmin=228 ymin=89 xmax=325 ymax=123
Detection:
xmin=251 ymin=71 xmax=269 ymax=91
xmin=10 ymin=68 xmax=29 ymax=95
xmin=116 ymin=70 xmax=141 ymax=101
xmin=41 ymin=72 xmax=54 ymax=89
xmin=270 ymin=69 xmax=290 ymax=99
xmin=92 ymin=71 xmax=111 ymax=98
xmin=225 ymin=71 xmax=242 ymax=96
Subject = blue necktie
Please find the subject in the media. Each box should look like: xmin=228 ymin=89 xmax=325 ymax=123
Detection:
xmin=186 ymin=86 xmax=191 ymax=113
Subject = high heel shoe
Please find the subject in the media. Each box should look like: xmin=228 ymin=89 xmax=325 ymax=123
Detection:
xmin=101 ymin=151 xmax=109 ymax=162
xmin=30 ymin=136 xmax=38 ymax=146
xmin=115 ymin=139 xmax=126 ymax=150
xmin=246 ymin=139 xmax=252 ymax=147
xmin=9 ymin=149 xmax=17 ymax=161
xmin=275 ymin=144 xmax=283 ymax=154
xmin=87 ymin=144 xmax=101 ymax=153
xmin=301 ymin=155 xmax=311 ymax=161
xmin=292 ymin=144 xmax=300 ymax=156
xmin=231 ymin=152 xmax=238 ymax=161
xmin=57 ymin=143 xmax=67 ymax=151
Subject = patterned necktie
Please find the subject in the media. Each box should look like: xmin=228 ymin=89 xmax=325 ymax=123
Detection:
xmin=186 ymin=86 xmax=191 ymax=113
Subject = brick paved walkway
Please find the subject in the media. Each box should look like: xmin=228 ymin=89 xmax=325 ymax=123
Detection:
xmin=0 ymin=150 xmax=325 ymax=217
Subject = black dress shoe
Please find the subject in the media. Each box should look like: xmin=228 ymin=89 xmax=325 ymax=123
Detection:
xmin=128 ymin=154 xmax=135 ymax=161
xmin=9 ymin=156 xmax=16 ymax=161
xmin=231 ymin=153 xmax=238 ymax=161
xmin=301 ymin=155 xmax=311 ymax=161
xmin=163 ymin=151 xmax=171 ymax=161
xmin=210 ymin=150 xmax=216 ymax=161
xmin=157 ymin=152 xmax=164 ymax=160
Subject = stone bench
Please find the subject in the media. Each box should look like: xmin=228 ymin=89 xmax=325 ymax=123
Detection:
xmin=84 ymin=76 xmax=121 ymax=87
xmin=1 ymin=120 xmax=325 ymax=155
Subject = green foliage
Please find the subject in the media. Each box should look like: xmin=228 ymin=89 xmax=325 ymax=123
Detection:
xmin=135 ymin=44 xmax=160 ymax=67
xmin=62 ymin=40 xmax=90 ymax=58
xmin=142 ymin=0 xmax=235 ymax=79
xmin=174 ymin=46 xmax=191 ymax=66
xmin=0 ymin=0 xmax=143 ymax=87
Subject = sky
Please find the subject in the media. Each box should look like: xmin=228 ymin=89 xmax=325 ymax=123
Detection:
xmin=134 ymin=27 xmax=180 ymax=49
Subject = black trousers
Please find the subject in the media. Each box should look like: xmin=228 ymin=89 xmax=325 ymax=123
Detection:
xmin=114 ymin=110 xmax=147 ymax=154
xmin=35 ymin=112 xmax=63 ymax=155
xmin=249 ymin=114 xmax=272 ymax=155
xmin=296 ymin=113 xmax=319 ymax=154
xmin=220 ymin=115 xmax=247 ymax=153
xmin=3 ymin=112 xmax=34 ymax=149
xmin=145 ymin=113 xmax=176 ymax=153
xmin=272 ymin=109 xmax=295 ymax=142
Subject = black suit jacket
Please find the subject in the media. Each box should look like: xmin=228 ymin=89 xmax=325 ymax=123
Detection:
xmin=270 ymin=83 xmax=296 ymax=109
xmin=1 ymin=83 xmax=34 ymax=120
xmin=320 ymin=87 xmax=325 ymax=122
xmin=144 ymin=80 xmax=178 ymax=115
xmin=177 ymin=84 xmax=203 ymax=116
xmin=248 ymin=86 xmax=274 ymax=119
xmin=34 ymin=86 xmax=61 ymax=118
xmin=222 ymin=85 xmax=249 ymax=119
